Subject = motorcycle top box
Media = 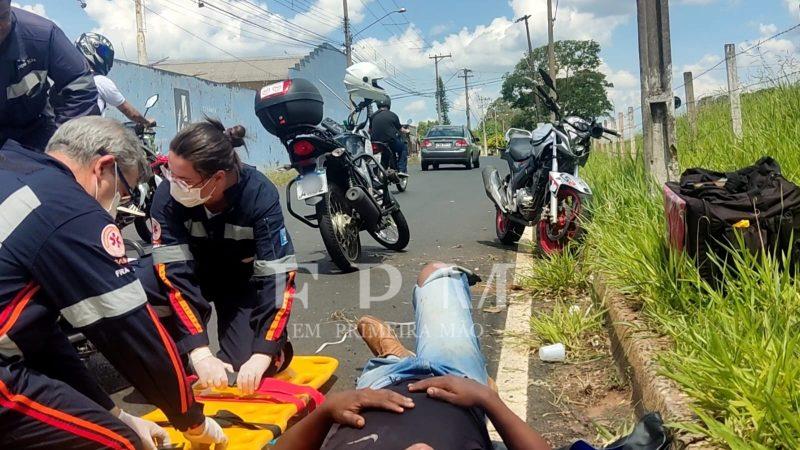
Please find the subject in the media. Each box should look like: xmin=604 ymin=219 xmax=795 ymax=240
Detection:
xmin=255 ymin=78 xmax=324 ymax=138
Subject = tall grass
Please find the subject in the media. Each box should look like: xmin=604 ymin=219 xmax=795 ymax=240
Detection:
xmin=578 ymin=84 xmax=800 ymax=447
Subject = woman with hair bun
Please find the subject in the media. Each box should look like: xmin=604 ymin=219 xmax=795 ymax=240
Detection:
xmin=138 ymin=118 xmax=297 ymax=395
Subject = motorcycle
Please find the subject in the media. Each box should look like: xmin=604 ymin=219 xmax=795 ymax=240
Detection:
xmin=117 ymin=94 xmax=164 ymax=243
xmin=255 ymin=74 xmax=410 ymax=272
xmin=481 ymin=69 xmax=619 ymax=253
xmin=372 ymin=118 xmax=412 ymax=193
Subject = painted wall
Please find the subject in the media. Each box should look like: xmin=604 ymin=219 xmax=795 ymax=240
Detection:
xmin=104 ymin=45 xmax=349 ymax=168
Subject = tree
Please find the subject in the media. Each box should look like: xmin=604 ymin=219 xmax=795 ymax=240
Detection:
xmin=435 ymin=76 xmax=451 ymax=125
xmin=501 ymin=40 xmax=613 ymax=125
xmin=417 ymin=120 xmax=437 ymax=138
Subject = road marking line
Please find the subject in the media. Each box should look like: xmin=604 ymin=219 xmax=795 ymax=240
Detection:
xmin=488 ymin=227 xmax=533 ymax=440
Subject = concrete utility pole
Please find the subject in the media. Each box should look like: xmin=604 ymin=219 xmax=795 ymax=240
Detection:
xmin=515 ymin=15 xmax=534 ymax=72
xmin=342 ymin=0 xmax=353 ymax=66
xmin=628 ymin=106 xmax=637 ymax=157
xmin=429 ymin=53 xmax=452 ymax=123
xmin=478 ymin=96 xmax=488 ymax=154
xmin=546 ymin=0 xmax=556 ymax=88
xmin=683 ymin=71 xmax=697 ymax=135
xmin=636 ymin=0 xmax=678 ymax=185
xmin=134 ymin=0 xmax=148 ymax=65
xmin=725 ymin=43 xmax=743 ymax=139
xmin=458 ymin=68 xmax=474 ymax=130
xmin=618 ymin=112 xmax=625 ymax=157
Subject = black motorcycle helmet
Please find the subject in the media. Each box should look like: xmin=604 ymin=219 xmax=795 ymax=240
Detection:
xmin=76 ymin=32 xmax=115 ymax=76
xmin=376 ymin=97 xmax=391 ymax=110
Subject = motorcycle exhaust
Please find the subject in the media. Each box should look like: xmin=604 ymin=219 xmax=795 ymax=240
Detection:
xmin=482 ymin=166 xmax=507 ymax=213
xmin=345 ymin=186 xmax=383 ymax=232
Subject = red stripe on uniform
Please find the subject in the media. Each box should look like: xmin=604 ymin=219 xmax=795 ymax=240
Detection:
xmin=145 ymin=305 xmax=191 ymax=413
xmin=265 ymin=271 xmax=296 ymax=341
xmin=155 ymin=263 xmax=203 ymax=335
xmin=0 ymin=380 xmax=135 ymax=450
xmin=0 ymin=282 xmax=40 ymax=336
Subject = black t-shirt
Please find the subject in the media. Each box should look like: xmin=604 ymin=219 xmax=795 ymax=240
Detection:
xmin=370 ymin=109 xmax=402 ymax=143
xmin=321 ymin=378 xmax=492 ymax=450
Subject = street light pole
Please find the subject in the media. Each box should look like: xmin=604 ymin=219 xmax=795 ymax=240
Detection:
xmin=429 ymin=53 xmax=452 ymax=123
xmin=515 ymin=14 xmax=534 ymax=72
xmin=134 ymin=0 xmax=148 ymax=65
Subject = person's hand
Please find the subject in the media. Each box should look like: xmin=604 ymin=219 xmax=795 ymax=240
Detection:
xmin=236 ymin=353 xmax=272 ymax=395
xmin=182 ymin=417 xmax=228 ymax=450
xmin=408 ymin=376 xmax=495 ymax=409
xmin=189 ymin=347 xmax=233 ymax=389
xmin=321 ymin=389 xmax=415 ymax=428
xmin=145 ymin=118 xmax=157 ymax=127
xmin=116 ymin=409 xmax=169 ymax=450
xmin=401 ymin=127 xmax=411 ymax=134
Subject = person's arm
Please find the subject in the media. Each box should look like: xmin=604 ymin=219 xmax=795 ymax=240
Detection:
xmin=117 ymin=101 xmax=156 ymax=127
xmin=273 ymin=389 xmax=415 ymax=450
xmin=149 ymin=184 xmax=233 ymax=389
xmin=31 ymin=212 xmax=204 ymax=431
xmin=237 ymin=178 xmax=297 ymax=394
xmin=47 ymin=24 xmax=100 ymax=123
xmin=150 ymin=184 xmax=212 ymax=354
xmin=408 ymin=376 xmax=551 ymax=450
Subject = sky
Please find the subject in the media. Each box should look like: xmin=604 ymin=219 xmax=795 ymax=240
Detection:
xmin=13 ymin=0 xmax=800 ymax=130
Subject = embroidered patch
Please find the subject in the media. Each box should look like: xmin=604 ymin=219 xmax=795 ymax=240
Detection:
xmin=101 ymin=224 xmax=126 ymax=258
xmin=279 ymin=227 xmax=289 ymax=246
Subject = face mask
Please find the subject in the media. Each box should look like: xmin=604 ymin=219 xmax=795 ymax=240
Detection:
xmin=95 ymin=162 xmax=122 ymax=219
xmin=170 ymin=177 xmax=215 ymax=208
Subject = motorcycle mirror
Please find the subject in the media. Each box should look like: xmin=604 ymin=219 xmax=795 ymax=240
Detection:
xmin=406 ymin=119 xmax=413 ymax=125
xmin=538 ymin=68 xmax=555 ymax=91
xmin=145 ymin=94 xmax=159 ymax=109
xmin=674 ymin=96 xmax=682 ymax=110
xmin=590 ymin=123 xmax=604 ymax=139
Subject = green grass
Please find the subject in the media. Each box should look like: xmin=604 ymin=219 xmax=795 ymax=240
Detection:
xmin=264 ymin=167 xmax=298 ymax=187
xmin=529 ymin=299 xmax=605 ymax=359
xmin=575 ymin=84 xmax=800 ymax=447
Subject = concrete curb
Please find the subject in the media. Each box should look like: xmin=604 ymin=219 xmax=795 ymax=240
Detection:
xmin=592 ymin=276 xmax=718 ymax=449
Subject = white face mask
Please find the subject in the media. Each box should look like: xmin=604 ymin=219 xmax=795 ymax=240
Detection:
xmin=95 ymin=162 xmax=122 ymax=219
xmin=169 ymin=178 xmax=217 ymax=208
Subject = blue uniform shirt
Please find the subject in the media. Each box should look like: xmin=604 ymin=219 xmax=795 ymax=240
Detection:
xmin=0 ymin=141 xmax=203 ymax=430
xmin=0 ymin=7 xmax=99 ymax=151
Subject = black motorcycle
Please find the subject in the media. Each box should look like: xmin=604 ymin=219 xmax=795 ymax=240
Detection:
xmin=255 ymin=79 xmax=410 ymax=271
xmin=482 ymin=69 xmax=619 ymax=253
xmin=117 ymin=94 xmax=162 ymax=243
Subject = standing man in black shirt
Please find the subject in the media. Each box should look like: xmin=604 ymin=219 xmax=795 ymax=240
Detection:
xmin=273 ymin=262 xmax=551 ymax=450
xmin=370 ymin=97 xmax=409 ymax=176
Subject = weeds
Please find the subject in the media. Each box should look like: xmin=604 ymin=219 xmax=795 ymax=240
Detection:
xmin=574 ymin=84 xmax=800 ymax=446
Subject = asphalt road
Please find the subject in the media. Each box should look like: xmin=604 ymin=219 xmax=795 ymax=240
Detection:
xmin=111 ymin=156 xmax=518 ymax=415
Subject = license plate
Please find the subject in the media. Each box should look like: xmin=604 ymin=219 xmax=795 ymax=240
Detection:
xmin=435 ymin=142 xmax=450 ymax=148
xmin=296 ymin=171 xmax=329 ymax=200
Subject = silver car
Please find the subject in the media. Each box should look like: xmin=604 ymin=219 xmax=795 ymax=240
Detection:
xmin=420 ymin=125 xmax=481 ymax=171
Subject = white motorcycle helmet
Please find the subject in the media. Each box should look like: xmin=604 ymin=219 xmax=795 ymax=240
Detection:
xmin=344 ymin=62 xmax=390 ymax=103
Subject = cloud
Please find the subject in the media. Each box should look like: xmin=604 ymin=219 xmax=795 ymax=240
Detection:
xmin=429 ymin=22 xmax=452 ymax=36
xmin=11 ymin=2 xmax=47 ymax=17
xmin=82 ymin=0 xmax=361 ymax=62
xmin=402 ymin=99 xmax=427 ymax=116
xmin=786 ymin=0 xmax=800 ymax=20
xmin=601 ymin=62 xmax=640 ymax=118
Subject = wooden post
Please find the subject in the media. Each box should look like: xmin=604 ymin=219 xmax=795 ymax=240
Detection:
xmin=636 ymin=0 xmax=679 ymax=184
xmin=683 ymin=71 xmax=697 ymax=135
xmin=628 ymin=106 xmax=637 ymax=157
xmin=725 ymin=43 xmax=743 ymax=139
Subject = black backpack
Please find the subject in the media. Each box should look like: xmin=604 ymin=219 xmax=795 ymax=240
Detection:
xmin=665 ymin=157 xmax=800 ymax=282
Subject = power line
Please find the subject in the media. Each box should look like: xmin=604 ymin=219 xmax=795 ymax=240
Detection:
xmin=137 ymin=1 xmax=280 ymax=78
xmin=214 ymin=0 xmax=335 ymax=43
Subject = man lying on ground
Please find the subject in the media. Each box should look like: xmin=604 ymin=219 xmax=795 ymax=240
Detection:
xmin=274 ymin=262 xmax=551 ymax=450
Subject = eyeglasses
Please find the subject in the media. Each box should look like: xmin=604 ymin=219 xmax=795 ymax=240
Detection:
xmin=161 ymin=167 xmax=208 ymax=191
xmin=114 ymin=163 xmax=142 ymax=207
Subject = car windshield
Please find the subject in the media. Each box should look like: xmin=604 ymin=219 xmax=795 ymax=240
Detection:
xmin=426 ymin=127 xmax=463 ymax=138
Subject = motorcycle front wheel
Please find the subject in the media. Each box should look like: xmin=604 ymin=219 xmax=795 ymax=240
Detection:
xmin=369 ymin=208 xmax=410 ymax=251
xmin=495 ymin=207 xmax=525 ymax=245
xmin=536 ymin=187 xmax=586 ymax=254
xmin=317 ymin=184 xmax=361 ymax=271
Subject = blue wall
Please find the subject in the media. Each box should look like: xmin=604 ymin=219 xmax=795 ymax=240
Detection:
xmin=105 ymin=45 xmax=350 ymax=168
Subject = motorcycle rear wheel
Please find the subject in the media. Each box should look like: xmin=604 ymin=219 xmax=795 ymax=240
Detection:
xmin=496 ymin=207 xmax=525 ymax=245
xmin=536 ymin=187 xmax=585 ymax=254
xmin=317 ymin=184 xmax=361 ymax=271
xmin=369 ymin=208 xmax=410 ymax=251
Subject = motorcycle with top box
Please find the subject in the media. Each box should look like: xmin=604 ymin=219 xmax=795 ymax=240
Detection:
xmin=255 ymin=68 xmax=410 ymax=271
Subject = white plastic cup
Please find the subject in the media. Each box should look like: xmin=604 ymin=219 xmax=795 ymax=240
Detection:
xmin=539 ymin=343 xmax=566 ymax=362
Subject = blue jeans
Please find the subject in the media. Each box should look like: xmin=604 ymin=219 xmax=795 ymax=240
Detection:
xmin=356 ymin=267 xmax=488 ymax=389
xmin=388 ymin=137 xmax=408 ymax=173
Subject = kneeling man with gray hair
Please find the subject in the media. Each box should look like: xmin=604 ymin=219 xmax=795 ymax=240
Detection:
xmin=0 ymin=117 xmax=228 ymax=450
